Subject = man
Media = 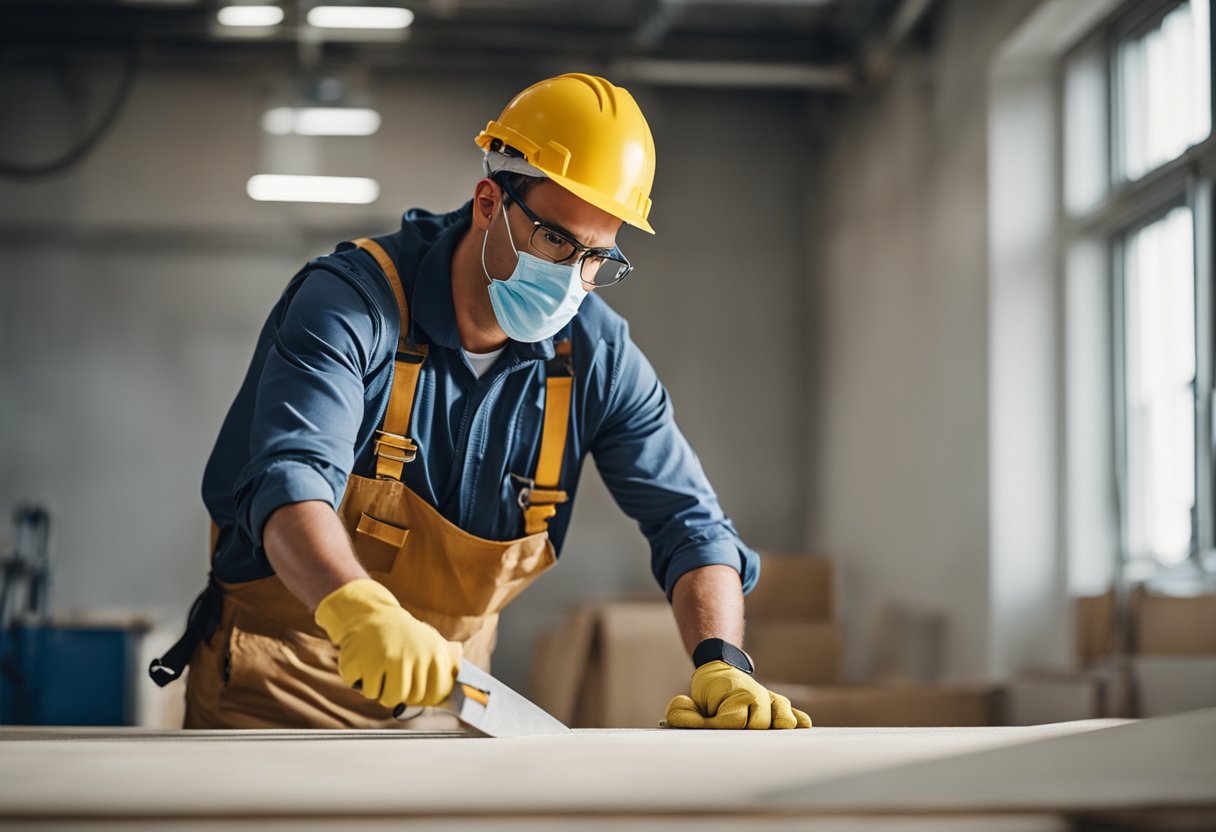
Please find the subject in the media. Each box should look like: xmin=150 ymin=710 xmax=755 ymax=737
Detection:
xmin=150 ymin=73 xmax=810 ymax=731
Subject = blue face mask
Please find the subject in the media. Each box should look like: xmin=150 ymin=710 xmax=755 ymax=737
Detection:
xmin=482 ymin=201 xmax=588 ymax=343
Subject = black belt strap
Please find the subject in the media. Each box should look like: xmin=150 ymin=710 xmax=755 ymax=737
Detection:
xmin=147 ymin=581 xmax=224 ymax=688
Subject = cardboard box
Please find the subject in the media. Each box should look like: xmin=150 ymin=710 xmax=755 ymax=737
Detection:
xmin=593 ymin=603 xmax=691 ymax=728
xmin=867 ymin=603 xmax=946 ymax=683
xmin=530 ymin=601 xmax=691 ymax=728
xmin=1083 ymin=658 xmax=1136 ymax=719
xmin=528 ymin=604 xmax=600 ymax=725
xmin=775 ymin=682 xmax=1004 ymax=727
xmin=1131 ymin=655 xmax=1216 ymax=717
xmin=1133 ymin=593 xmax=1216 ymax=654
xmin=1005 ymin=670 xmax=1105 ymax=725
xmin=1075 ymin=589 xmax=1120 ymax=665
xmin=747 ymin=554 xmax=835 ymax=621
xmin=746 ymin=620 xmax=843 ymax=686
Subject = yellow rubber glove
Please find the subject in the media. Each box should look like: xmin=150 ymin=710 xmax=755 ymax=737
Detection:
xmin=314 ymin=579 xmax=462 ymax=709
xmin=665 ymin=661 xmax=812 ymax=729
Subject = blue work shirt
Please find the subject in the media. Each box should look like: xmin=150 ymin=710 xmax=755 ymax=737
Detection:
xmin=201 ymin=201 xmax=759 ymax=599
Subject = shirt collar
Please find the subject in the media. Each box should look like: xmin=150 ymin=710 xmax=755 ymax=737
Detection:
xmin=408 ymin=200 xmax=556 ymax=363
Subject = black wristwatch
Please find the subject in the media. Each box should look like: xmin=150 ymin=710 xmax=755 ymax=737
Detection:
xmin=692 ymin=638 xmax=755 ymax=674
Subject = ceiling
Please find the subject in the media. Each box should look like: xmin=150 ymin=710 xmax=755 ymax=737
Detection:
xmin=0 ymin=0 xmax=927 ymax=89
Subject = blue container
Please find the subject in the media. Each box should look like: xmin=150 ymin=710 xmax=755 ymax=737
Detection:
xmin=0 ymin=625 xmax=143 ymax=725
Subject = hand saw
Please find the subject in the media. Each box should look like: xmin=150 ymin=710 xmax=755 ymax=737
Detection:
xmin=376 ymin=659 xmax=570 ymax=737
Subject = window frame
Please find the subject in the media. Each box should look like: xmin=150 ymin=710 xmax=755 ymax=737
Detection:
xmin=1060 ymin=0 xmax=1216 ymax=588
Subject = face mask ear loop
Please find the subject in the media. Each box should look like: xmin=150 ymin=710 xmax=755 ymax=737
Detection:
xmin=481 ymin=194 xmax=519 ymax=284
xmin=500 ymin=198 xmax=520 ymax=257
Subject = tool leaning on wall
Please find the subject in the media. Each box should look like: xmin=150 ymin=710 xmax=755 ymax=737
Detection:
xmin=0 ymin=505 xmax=51 ymax=630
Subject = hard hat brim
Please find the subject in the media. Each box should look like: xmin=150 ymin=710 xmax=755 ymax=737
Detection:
xmin=544 ymin=170 xmax=656 ymax=236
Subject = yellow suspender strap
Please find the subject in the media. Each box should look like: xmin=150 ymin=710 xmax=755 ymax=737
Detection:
xmin=351 ymin=237 xmax=427 ymax=482
xmin=522 ymin=340 xmax=573 ymax=535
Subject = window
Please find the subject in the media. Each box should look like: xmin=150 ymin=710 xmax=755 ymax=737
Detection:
xmin=1062 ymin=0 xmax=1215 ymax=586
xmin=1116 ymin=0 xmax=1211 ymax=181
xmin=1123 ymin=205 xmax=1197 ymax=564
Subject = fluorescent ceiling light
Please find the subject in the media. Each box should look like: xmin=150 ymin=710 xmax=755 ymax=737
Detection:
xmin=217 ymin=5 xmax=284 ymax=26
xmin=247 ymin=174 xmax=380 ymax=204
xmin=262 ymin=107 xmax=382 ymax=136
xmin=306 ymin=6 xmax=414 ymax=29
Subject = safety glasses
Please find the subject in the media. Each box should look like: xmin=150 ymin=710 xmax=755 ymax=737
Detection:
xmin=498 ymin=178 xmax=633 ymax=288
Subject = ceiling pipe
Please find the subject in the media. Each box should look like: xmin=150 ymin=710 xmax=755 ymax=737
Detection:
xmin=860 ymin=0 xmax=935 ymax=83
xmin=612 ymin=57 xmax=856 ymax=90
xmin=615 ymin=0 xmax=936 ymax=91
xmin=632 ymin=0 xmax=848 ymax=52
xmin=632 ymin=0 xmax=688 ymax=50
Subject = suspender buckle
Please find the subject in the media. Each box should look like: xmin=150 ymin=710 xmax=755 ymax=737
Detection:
xmin=374 ymin=430 xmax=418 ymax=465
xmin=511 ymin=474 xmax=536 ymax=509
xmin=510 ymin=474 xmax=568 ymax=510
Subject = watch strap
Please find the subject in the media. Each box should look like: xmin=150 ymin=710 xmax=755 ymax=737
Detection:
xmin=692 ymin=637 xmax=755 ymax=674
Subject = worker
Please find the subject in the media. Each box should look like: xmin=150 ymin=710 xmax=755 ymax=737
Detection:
xmin=150 ymin=73 xmax=811 ymax=732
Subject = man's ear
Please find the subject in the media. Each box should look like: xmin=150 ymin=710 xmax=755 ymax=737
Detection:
xmin=471 ymin=178 xmax=499 ymax=231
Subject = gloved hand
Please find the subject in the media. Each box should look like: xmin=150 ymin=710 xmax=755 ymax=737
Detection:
xmin=314 ymin=579 xmax=462 ymax=709
xmin=665 ymin=660 xmax=812 ymax=729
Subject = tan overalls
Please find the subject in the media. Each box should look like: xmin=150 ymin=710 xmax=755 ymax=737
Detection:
xmin=182 ymin=238 xmax=572 ymax=729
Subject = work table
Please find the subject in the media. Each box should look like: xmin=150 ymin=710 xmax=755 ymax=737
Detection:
xmin=0 ymin=710 xmax=1213 ymax=830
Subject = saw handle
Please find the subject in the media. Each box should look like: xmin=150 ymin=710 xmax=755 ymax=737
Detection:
xmin=390 ymin=683 xmax=489 ymax=719
xmin=350 ymin=679 xmax=425 ymax=721
xmin=353 ymin=680 xmax=487 ymax=720
xmin=393 ymin=704 xmax=426 ymax=721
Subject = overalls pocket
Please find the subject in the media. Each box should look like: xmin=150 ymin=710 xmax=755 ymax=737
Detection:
xmin=352 ymin=512 xmax=410 ymax=575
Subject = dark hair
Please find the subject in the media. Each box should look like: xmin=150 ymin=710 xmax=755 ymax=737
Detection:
xmin=487 ymin=139 xmax=544 ymax=206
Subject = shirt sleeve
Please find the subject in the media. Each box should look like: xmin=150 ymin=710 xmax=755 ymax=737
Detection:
xmin=231 ymin=269 xmax=382 ymax=555
xmin=589 ymin=321 xmax=761 ymax=601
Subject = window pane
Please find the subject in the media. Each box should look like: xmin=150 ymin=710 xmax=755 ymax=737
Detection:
xmin=1124 ymin=206 xmax=1196 ymax=564
xmin=1117 ymin=0 xmax=1212 ymax=180
xmin=1064 ymin=43 xmax=1109 ymax=216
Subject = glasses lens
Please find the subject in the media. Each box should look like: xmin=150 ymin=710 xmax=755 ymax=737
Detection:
xmin=582 ymin=255 xmax=630 ymax=287
xmin=529 ymin=225 xmax=577 ymax=263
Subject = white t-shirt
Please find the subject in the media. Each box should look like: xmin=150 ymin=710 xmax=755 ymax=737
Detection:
xmin=464 ymin=346 xmax=506 ymax=379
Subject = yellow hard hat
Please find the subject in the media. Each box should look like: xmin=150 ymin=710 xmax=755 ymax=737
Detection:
xmin=475 ymin=73 xmax=656 ymax=235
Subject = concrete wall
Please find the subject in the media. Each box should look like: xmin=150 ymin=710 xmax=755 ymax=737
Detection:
xmin=804 ymin=0 xmax=1046 ymax=681
xmin=0 ymin=64 xmax=808 ymax=699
